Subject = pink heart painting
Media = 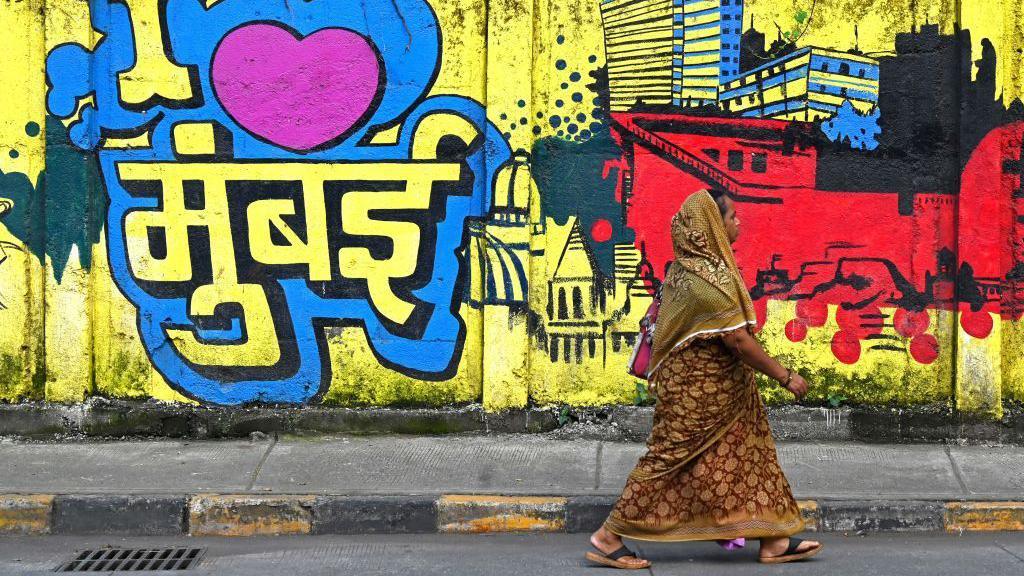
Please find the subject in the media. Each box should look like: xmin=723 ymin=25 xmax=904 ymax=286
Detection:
xmin=211 ymin=23 xmax=382 ymax=152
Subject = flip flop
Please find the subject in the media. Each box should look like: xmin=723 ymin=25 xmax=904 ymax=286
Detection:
xmin=585 ymin=544 xmax=651 ymax=570
xmin=758 ymin=537 xmax=823 ymax=564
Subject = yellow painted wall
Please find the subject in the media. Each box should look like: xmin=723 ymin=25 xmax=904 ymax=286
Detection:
xmin=0 ymin=0 xmax=1022 ymax=417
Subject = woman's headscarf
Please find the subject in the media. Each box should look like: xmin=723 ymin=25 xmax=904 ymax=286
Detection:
xmin=649 ymin=190 xmax=757 ymax=375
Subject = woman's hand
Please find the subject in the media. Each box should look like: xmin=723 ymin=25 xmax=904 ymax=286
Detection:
xmin=722 ymin=329 xmax=811 ymax=400
xmin=783 ymin=373 xmax=809 ymax=399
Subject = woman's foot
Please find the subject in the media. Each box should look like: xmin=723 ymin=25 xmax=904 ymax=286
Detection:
xmin=587 ymin=526 xmax=651 ymax=569
xmin=758 ymin=536 xmax=823 ymax=563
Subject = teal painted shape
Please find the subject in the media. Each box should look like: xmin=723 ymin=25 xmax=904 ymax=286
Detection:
xmin=531 ymin=127 xmax=633 ymax=277
xmin=0 ymin=116 xmax=104 ymax=282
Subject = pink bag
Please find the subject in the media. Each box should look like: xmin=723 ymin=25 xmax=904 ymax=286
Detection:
xmin=627 ymin=288 xmax=662 ymax=379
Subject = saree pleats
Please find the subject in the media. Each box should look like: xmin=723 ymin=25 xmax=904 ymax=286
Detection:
xmin=604 ymin=336 xmax=805 ymax=542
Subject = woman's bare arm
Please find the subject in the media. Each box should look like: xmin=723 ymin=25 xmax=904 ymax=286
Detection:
xmin=721 ymin=329 xmax=809 ymax=398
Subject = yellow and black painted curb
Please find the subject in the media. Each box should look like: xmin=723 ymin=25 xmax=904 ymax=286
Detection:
xmin=2 ymin=494 xmax=1023 ymax=536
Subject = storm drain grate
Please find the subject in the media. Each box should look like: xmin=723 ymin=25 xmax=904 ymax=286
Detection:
xmin=55 ymin=547 xmax=205 ymax=572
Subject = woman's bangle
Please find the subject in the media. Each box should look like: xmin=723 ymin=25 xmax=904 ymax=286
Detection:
xmin=780 ymin=368 xmax=793 ymax=388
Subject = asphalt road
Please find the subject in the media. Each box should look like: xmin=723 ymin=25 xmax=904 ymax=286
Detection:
xmin=3 ymin=532 xmax=1024 ymax=575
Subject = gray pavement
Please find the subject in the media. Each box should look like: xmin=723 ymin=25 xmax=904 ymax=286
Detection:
xmin=3 ymin=435 xmax=1023 ymax=499
xmin=1 ymin=533 xmax=1023 ymax=575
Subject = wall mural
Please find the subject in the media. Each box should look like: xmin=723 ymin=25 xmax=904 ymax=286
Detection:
xmin=43 ymin=0 xmax=511 ymax=404
xmin=599 ymin=15 xmax=1024 ymax=366
xmin=0 ymin=0 xmax=1021 ymax=412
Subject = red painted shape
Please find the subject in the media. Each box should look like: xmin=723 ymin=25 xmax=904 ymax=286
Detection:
xmin=961 ymin=310 xmax=994 ymax=339
xmin=796 ymin=299 xmax=829 ymax=328
xmin=836 ymin=305 xmax=883 ymax=339
xmin=602 ymin=158 xmax=629 ymax=203
xmin=834 ymin=307 xmax=859 ymax=333
xmin=894 ymin=309 xmax=930 ymax=338
xmin=590 ymin=219 xmax=612 ymax=242
xmin=609 ymin=111 xmax=1024 ymax=363
xmin=957 ymin=122 xmax=1024 ymax=323
xmin=910 ymin=333 xmax=940 ymax=364
xmin=624 ymin=142 xmax=704 ymax=271
xmin=831 ymin=331 xmax=861 ymax=364
xmin=785 ymin=319 xmax=808 ymax=342
xmin=653 ymin=133 xmax=817 ymax=190
xmin=958 ymin=123 xmax=1024 ymax=279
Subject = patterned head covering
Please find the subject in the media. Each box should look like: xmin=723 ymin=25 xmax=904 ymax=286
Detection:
xmin=649 ymin=190 xmax=757 ymax=375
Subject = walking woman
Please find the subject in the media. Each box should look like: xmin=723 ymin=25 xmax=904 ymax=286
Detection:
xmin=587 ymin=190 xmax=822 ymax=569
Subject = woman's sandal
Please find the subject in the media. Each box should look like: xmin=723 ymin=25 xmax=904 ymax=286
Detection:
xmin=758 ymin=537 xmax=823 ymax=564
xmin=585 ymin=545 xmax=652 ymax=570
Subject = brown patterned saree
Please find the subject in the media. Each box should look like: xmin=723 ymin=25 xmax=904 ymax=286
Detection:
xmin=603 ymin=191 xmax=804 ymax=542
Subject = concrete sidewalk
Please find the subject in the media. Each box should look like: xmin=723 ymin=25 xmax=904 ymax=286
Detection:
xmin=2 ymin=435 xmax=1023 ymax=536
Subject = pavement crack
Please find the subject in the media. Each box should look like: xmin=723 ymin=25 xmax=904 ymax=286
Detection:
xmin=594 ymin=442 xmax=603 ymax=491
xmin=995 ymin=541 xmax=1024 ymax=564
xmin=247 ymin=432 xmax=278 ymax=491
xmin=944 ymin=445 xmax=970 ymax=496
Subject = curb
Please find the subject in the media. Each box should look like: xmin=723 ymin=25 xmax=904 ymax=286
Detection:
xmin=0 ymin=495 xmax=52 ymax=535
xmin=945 ymin=502 xmax=1024 ymax=533
xmin=1 ymin=400 xmax=1022 ymax=444
xmin=53 ymin=495 xmax=185 ymax=536
xmin=188 ymin=495 xmax=316 ymax=537
xmin=438 ymin=495 xmax=567 ymax=534
xmin=2 ymin=494 xmax=1023 ymax=537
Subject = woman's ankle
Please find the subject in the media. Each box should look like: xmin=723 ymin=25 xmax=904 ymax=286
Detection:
xmin=593 ymin=526 xmax=620 ymax=546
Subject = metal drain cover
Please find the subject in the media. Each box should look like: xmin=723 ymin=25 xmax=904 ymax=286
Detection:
xmin=55 ymin=547 xmax=205 ymax=572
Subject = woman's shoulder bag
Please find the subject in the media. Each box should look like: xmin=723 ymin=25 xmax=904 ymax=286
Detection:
xmin=627 ymin=285 xmax=663 ymax=379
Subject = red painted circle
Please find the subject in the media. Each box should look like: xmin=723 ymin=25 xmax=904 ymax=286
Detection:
xmin=910 ymin=333 xmax=940 ymax=364
xmin=836 ymin=306 xmax=882 ymax=338
xmin=590 ymin=219 xmax=613 ymax=243
xmin=795 ymin=299 xmax=828 ymax=328
xmin=960 ymin=310 xmax=993 ymax=339
xmin=835 ymin=307 xmax=858 ymax=333
xmin=894 ymin=309 xmax=930 ymax=338
xmin=785 ymin=319 xmax=808 ymax=342
xmin=831 ymin=330 xmax=861 ymax=364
